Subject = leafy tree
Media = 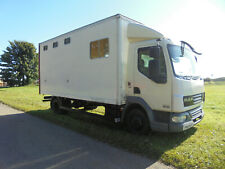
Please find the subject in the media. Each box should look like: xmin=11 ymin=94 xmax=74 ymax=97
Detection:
xmin=0 ymin=40 xmax=38 ymax=86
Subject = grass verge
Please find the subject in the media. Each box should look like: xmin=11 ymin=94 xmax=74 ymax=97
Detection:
xmin=0 ymin=83 xmax=224 ymax=169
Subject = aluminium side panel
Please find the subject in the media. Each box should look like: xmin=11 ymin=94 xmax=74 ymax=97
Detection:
xmin=40 ymin=17 xmax=119 ymax=104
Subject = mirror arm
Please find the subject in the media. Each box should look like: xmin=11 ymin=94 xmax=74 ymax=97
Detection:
xmin=180 ymin=41 xmax=202 ymax=55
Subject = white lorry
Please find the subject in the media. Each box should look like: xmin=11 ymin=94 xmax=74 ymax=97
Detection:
xmin=39 ymin=14 xmax=205 ymax=133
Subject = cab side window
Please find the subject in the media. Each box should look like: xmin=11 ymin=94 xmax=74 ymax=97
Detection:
xmin=138 ymin=46 xmax=167 ymax=83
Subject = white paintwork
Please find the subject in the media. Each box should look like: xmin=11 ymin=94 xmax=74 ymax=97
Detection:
xmin=162 ymin=39 xmax=205 ymax=113
xmin=40 ymin=14 xmax=163 ymax=105
xmin=127 ymin=23 xmax=164 ymax=42
xmin=40 ymin=14 xmax=204 ymax=114
xmin=127 ymin=38 xmax=204 ymax=112
xmin=172 ymin=77 xmax=205 ymax=112
xmin=127 ymin=40 xmax=172 ymax=112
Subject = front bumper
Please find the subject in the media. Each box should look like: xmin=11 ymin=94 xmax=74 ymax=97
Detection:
xmin=169 ymin=106 xmax=204 ymax=132
xmin=150 ymin=106 xmax=204 ymax=132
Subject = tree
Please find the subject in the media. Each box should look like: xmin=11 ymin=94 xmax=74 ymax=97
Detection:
xmin=0 ymin=40 xmax=38 ymax=86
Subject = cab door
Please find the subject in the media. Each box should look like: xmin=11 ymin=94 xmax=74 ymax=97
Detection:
xmin=132 ymin=40 xmax=171 ymax=112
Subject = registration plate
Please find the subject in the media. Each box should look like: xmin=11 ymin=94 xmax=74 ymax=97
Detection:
xmin=183 ymin=123 xmax=193 ymax=130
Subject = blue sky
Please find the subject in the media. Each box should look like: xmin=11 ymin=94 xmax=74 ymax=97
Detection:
xmin=0 ymin=0 xmax=225 ymax=77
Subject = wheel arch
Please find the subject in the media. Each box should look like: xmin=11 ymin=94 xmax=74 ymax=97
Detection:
xmin=121 ymin=96 xmax=154 ymax=128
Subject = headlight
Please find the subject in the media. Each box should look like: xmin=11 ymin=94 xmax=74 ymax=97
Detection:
xmin=172 ymin=115 xmax=187 ymax=123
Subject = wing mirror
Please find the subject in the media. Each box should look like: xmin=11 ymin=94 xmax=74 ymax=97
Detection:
xmin=148 ymin=47 xmax=166 ymax=83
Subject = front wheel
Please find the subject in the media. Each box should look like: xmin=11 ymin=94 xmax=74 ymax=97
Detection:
xmin=125 ymin=109 xmax=150 ymax=134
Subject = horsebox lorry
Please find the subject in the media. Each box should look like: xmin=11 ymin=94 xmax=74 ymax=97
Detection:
xmin=39 ymin=14 xmax=205 ymax=133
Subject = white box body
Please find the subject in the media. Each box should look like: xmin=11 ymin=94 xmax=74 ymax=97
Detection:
xmin=39 ymin=15 xmax=139 ymax=105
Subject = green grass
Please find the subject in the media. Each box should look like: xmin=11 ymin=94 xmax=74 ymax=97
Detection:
xmin=0 ymin=83 xmax=224 ymax=169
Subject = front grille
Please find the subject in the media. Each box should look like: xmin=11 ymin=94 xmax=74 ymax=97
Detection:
xmin=193 ymin=94 xmax=203 ymax=104
xmin=183 ymin=93 xmax=205 ymax=107
xmin=189 ymin=107 xmax=203 ymax=123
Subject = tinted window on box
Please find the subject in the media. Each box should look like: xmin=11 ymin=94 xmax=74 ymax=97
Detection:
xmin=53 ymin=42 xmax=58 ymax=48
xmin=43 ymin=45 xmax=48 ymax=51
xmin=64 ymin=37 xmax=70 ymax=45
xmin=90 ymin=38 xmax=109 ymax=59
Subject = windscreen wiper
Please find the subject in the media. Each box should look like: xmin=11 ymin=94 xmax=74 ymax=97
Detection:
xmin=180 ymin=41 xmax=202 ymax=55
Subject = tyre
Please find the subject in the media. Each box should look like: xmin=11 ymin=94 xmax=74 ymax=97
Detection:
xmin=50 ymin=97 xmax=66 ymax=114
xmin=125 ymin=109 xmax=149 ymax=134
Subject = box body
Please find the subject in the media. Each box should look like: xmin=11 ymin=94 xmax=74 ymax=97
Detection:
xmin=39 ymin=15 xmax=136 ymax=105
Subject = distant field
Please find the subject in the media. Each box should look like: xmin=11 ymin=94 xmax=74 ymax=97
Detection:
xmin=0 ymin=82 xmax=224 ymax=169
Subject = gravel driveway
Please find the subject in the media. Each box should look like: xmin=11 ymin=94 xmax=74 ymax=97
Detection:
xmin=0 ymin=103 xmax=173 ymax=169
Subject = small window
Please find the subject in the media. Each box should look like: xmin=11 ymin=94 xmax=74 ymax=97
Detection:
xmin=90 ymin=38 xmax=109 ymax=59
xmin=53 ymin=42 xmax=58 ymax=48
xmin=64 ymin=37 xmax=70 ymax=45
xmin=43 ymin=45 xmax=48 ymax=51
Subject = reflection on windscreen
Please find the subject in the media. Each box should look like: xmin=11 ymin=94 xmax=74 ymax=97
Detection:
xmin=167 ymin=44 xmax=199 ymax=77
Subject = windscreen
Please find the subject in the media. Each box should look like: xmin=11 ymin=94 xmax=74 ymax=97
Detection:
xmin=167 ymin=44 xmax=199 ymax=78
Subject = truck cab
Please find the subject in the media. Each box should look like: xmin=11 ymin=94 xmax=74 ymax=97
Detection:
xmin=126 ymin=38 xmax=205 ymax=132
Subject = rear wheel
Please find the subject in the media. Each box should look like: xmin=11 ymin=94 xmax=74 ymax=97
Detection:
xmin=125 ymin=109 xmax=149 ymax=134
xmin=50 ymin=97 xmax=67 ymax=114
